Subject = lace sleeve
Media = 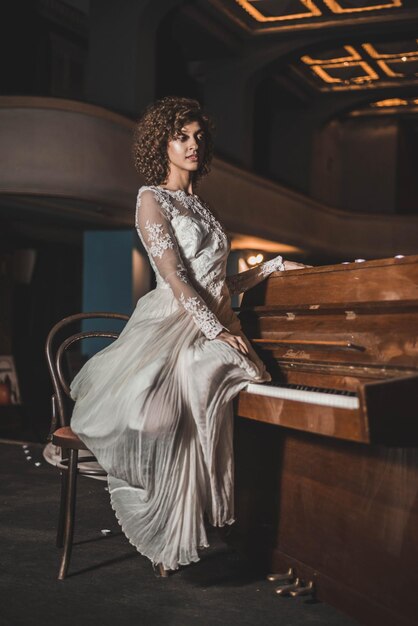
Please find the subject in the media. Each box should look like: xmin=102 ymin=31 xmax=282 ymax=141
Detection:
xmin=136 ymin=188 xmax=225 ymax=340
xmin=226 ymin=256 xmax=285 ymax=296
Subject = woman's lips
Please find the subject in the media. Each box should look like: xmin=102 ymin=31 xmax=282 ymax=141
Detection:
xmin=186 ymin=154 xmax=198 ymax=161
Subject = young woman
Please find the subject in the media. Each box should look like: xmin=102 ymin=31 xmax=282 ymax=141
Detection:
xmin=70 ymin=96 xmax=306 ymax=576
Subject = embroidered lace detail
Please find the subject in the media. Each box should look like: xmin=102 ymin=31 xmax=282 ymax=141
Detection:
xmin=145 ymin=221 xmax=174 ymax=259
xmin=259 ymin=255 xmax=285 ymax=276
xmin=158 ymin=188 xmax=227 ymax=250
xmin=202 ymin=269 xmax=224 ymax=299
xmin=194 ymin=199 xmax=227 ymax=249
xmin=135 ymin=187 xmax=180 ymax=230
xmin=179 ymin=293 xmax=223 ymax=340
xmin=226 ymin=255 xmax=285 ymax=295
xmin=225 ymin=274 xmax=241 ymax=296
xmin=148 ymin=188 xmax=180 ymax=221
xmin=176 ymin=264 xmax=189 ymax=284
xmin=135 ymin=185 xmax=227 ymax=337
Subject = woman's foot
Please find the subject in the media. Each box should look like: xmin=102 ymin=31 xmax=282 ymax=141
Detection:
xmin=152 ymin=562 xmax=169 ymax=578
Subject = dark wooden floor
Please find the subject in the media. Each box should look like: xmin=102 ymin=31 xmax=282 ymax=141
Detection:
xmin=0 ymin=440 xmax=359 ymax=626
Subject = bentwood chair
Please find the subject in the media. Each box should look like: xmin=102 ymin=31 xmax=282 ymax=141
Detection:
xmin=45 ymin=312 xmax=129 ymax=580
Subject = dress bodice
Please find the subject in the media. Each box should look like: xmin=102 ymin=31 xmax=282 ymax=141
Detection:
xmin=136 ymin=186 xmax=230 ymax=301
xmin=135 ymin=185 xmax=284 ymax=340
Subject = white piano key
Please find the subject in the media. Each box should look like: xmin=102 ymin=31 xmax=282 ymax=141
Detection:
xmin=245 ymin=383 xmax=359 ymax=410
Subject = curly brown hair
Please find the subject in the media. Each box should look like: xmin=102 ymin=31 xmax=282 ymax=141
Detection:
xmin=133 ymin=96 xmax=214 ymax=187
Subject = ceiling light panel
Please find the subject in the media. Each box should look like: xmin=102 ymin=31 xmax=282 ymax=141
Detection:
xmin=234 ymin=0 xmax=404 ymax=25
xmin=322 ymin=0 xmax=402 ymax=13
xmin=299 ymin=40 xmax=418 ymax=91
xmin=235 ymin=0 xmax=322 ymax=22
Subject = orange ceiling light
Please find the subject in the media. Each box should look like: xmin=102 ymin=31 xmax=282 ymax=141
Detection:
xmin=234 ymin=0 xmax=321 ymax=22
xmin=235 ymin=0 xmax=403 ymax=23
xmin=376 ymin=59 xmax=409 ymax=78
xmin=302 ymin=45 xmax=361 ymax=65
xmin=371 ymin=98 xmax=409 ymax=107
xmin=300 ymin=41 xmax=418 ymax=88
xmin=363 ymin=42 xmax=418 ymax=78
xmin=310 ymin=61 xmax=379 ymax=84
xmin=363 ymin=42 xmax=418 ymax=60
xmin=301 ymin=46 xmax=379 ymax=85
xmin=322 ymin=0 xmax=402 ymax=13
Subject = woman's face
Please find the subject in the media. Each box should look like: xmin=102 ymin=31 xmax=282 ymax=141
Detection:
xmin=166 ymin=120 xmax=206 ymax=175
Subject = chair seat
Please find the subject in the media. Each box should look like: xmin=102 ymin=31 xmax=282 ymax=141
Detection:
xmin=52 ymin=426 xmax=89 ymax=450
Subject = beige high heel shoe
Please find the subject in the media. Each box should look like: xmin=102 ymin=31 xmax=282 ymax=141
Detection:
xmin=152 ymin=562 xmax=169 ymax=578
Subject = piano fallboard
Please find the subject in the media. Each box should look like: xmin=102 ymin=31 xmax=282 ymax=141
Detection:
xmin=238 ymin=374 xmax=418 ymax=444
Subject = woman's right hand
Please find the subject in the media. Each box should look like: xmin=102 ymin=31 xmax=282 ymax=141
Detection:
xmin=215 ymin=330 xmax=249 ymax=355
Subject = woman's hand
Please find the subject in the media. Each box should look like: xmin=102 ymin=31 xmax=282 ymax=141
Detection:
xmin=215 ymin=330 xmax=249 ymax=355
xmin=284 ymin=260 xmax=312 ymax=271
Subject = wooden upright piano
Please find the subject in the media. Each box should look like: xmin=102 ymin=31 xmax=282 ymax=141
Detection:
xmin=234 ymin=255 xmax=418 ymax=626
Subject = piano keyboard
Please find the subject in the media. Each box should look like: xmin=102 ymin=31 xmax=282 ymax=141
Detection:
xmin=245 ymin=381 xmax=360 ymax=410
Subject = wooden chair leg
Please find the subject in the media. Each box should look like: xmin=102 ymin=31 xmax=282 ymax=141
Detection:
xmin=58 ymin=448 xmax=78 ymax=580
xmin=56 ymin=467 xmax=68 ymax=548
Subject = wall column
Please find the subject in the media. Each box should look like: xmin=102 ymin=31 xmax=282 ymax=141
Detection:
xmin=202 ymin=63 xmax=257 ymax=169
xmin=86 ymin=0 xmax=183 ymax=117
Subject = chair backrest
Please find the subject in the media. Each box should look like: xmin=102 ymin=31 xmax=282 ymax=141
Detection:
xmin=45 ymin=312 xmax=129 ymax=431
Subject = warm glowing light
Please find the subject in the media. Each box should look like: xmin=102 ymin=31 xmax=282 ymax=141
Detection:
xmin=351 ymin=97 xmax=418 ymax=116
xmin=322 ymin=0 xmax=402 ymax=13
xmin=247 ymin=253 xmax=264 ymax=266
xmin=302 ymin=46 xmax=361 ymax=65
xmin=234 ymin=0 xmax=321 ymax=22
xmin=301 ymin=46 xmax=379 ymax=86
xmin=230 ymin=235 xmax=304 ymax=254
xmin=361 ymin=43 xmax=418 ymax=79
xmin=301 ymin=41 xmax=418 ymax=88
xmin=235 ymin=0 xmax=402 ymax=23
xmin=372 ymin=98 xmax=408 ymax=107
xmin=377 ymin=60 xmax=402 ymax=78
xmin=310 ymin=61 xmax=379 ymax=85
xmin=363 ymin=42 xmax=418 ymax=60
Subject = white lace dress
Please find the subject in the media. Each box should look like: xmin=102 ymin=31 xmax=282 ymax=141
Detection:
xmin=70 ymin=185 xmax=276 ymax=570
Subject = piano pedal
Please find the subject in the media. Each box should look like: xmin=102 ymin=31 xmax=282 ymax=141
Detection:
xmin=275 ymin=577 xmax=302 ymax=595
xmin=266 ymin=566 xmax=294 ymax=583
xmin=289 ymin=580 xmax=315 ymax=597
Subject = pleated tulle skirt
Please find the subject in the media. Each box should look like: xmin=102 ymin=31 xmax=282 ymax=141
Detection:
xmin=70 ymin=288 xmax=269 ymax=570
